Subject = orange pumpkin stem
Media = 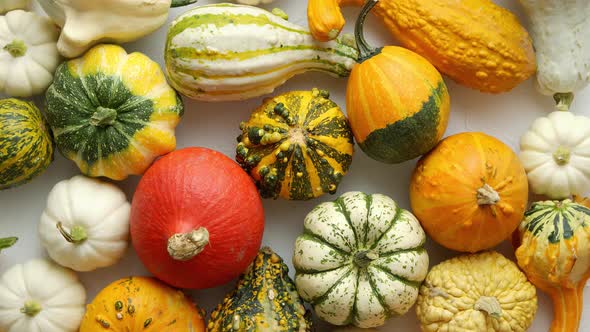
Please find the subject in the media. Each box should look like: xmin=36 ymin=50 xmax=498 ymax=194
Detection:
xmin=549 ymin=287 xmax=583 ymax=332
xmin=167 ymin=227 xmax=210 ymax=261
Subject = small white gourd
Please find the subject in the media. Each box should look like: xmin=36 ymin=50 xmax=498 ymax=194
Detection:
xmin=0 ymin=0 xmax=29 ymax=13
xmin=518 ymin=0 xmax=590 ymax=110
xmin=293 ymin=192 xmax=429 ymax=328
xmin=39 ymin=175 xmax=131 ymax=272
xmin=520 ymin=111 xmax=590 ymax=199
xmin=0 ymin=259 xmax=86 ymax=332
xmin=0 ymin=10 xmax=60 ymax=97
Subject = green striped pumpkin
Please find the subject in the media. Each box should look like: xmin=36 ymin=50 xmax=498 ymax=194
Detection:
xmin=293 ymin=192 xmax=429 ymax=328
xmin=0 ymin=99 xmax=53 ymax=190
xmin=164 ymin=3 xmax=358 ymax=101
xmin=236 ymin=89 xmax=354 ymax=200
xmin=208 ymin=247 xmax=312 ymax=331
xmin=45 ymin=44 xmax=183 ymax=181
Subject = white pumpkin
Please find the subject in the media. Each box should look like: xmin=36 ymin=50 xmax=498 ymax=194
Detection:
xmin=293 ymin=191 xmax=429 ymax=328
xmin=0 ymin=0 xmax=29 ymax=13
xmin=39 ymin=175 xmax=131 ymax=272
xmin=0 ymin=259 xmax=86 ymax=332
xmin=37 ymin=0 xmax=194 ymax=58
xmin=520 ymin=111 xmax=590 ymax=199
xmin=0 ymin=10 xmax=60 ymax=97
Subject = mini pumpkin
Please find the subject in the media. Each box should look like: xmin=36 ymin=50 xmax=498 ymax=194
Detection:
xmin=293 ymin=191 xmax=429 ymax=328
xmin=520 ymin=110 xmax=590 ymax=199
xmin=514 ymin=199 xmax=590 ymax=332
xmin=416 ymin=251 xmax=538 ymax=331
xmin=45 ymin=44 xmax=183 ymax=180
xmin=237 ymin=89 xmax=354 ymax=200
xmin=410 ymin=132 xmax=529 ymax=252
xmin=80 ymin=277 xmax=206 ymax=331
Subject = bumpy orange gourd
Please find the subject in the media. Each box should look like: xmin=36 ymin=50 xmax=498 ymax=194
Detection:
xmin=80 ymin=277 xmax=205 ymax=332
xmin=410 ymin=132 xmax=529 ymax=252
xmin=308 ymin=0 xmax=536 ymax=93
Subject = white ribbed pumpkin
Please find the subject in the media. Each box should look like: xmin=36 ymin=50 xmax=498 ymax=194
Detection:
xmin=520 ymin=111 xmax=590 ymax=199
xmin=164 ymin=3 xmax=357 ymax=101
xmin=293 ymin=191 xmax=429 ymax=328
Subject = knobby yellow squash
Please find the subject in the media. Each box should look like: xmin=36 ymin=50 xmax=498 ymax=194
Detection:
xmin=346 ymin=0 xmax=450 ymax=164
xmin=410 ymin=132 xmax=529 ymax=252
xmin=308 ymin=0 xmax=536 ymax=93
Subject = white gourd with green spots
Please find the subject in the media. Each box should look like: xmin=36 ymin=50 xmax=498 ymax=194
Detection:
xmin=293 ymin=191 xmax=429 ymax=328
xmin=164 ymin=3 xmax=358 ymax=102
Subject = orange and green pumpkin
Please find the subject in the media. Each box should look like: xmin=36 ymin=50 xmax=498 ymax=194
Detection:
xmin=346 ymin=0 xmax=450 ymax=164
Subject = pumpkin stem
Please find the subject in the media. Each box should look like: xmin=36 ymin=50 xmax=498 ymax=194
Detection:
xmin=167 ymin=227 xmax=210 ymax=261
xmin=554 ymin=93 xmax=574 ymax=112
xmin=56 ymin=222 xmax=88 ymax=244
xmin=20 ymin=300 xmax=42 ymax=317
xmin=170 ymin=0 xmax=197 ymax=7
xmin=0 ymin=237 xmax=17 ymax=253
xmin=354 ymin=0 xmax=381 ymax=62
xmin=474 ymin=296 xmax=502 ymax=319
xmin=549 ymin=287 xmax=582 ymax=332
xmin=354 ymin=250 xmax=378 ymax=268
xmin=553 ymin=146 xmax=571 ymax=166
xmin=476 ymin=184 xmax=500 ymax=205
xmin=3 ymin=39 xmax=27 ymax=57
xmin=90 ymin=107 xmax=118 ymax=127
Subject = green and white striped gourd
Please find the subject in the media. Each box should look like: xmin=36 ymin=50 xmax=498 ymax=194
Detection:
xmin=293 ymin=191 xmax=429 ymax=328
xmin=164 ymin=3 xmax=358 ymax=102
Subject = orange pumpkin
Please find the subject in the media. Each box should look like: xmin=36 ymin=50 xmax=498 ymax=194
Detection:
xmin=346 ymin=0 xmax=450 ymax=164
xmin=80 ymin=277 xmax=205 ymax=332
xmin=410 ymin=132 xmax=529 ymax=252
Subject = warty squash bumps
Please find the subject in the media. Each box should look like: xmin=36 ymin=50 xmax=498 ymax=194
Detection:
xmin=308 ymin=0 xmax=536 ymax=93
xmin=416 ymin=252 xmax=538 ymax=332
xmin=346 ymin=1 xmax=450 ymax=164
xmin=80 ymin=277 xmax=206 ymax=332
xmin=237 ymin=89 xmax=354 ymax=200
xmin=514 ymin=200 xmax=590 ymax=332
xmin=164 ymin=3 xmax=358 ymax=101
xmin=0 ymin=99 xmax=53 ymax=190
xmin=37 ymin=0 xmax=196 ymax=58
xmin=293 ymin=192 xmax=429 ymax=328
xmin=520 ymin=111 xmax=590 ymax=199
xmin=209 ymin=247 xmax=312 ymax=332
xmin=410 ymin=132 xmax=529 ymax=252
xmin=39 ymin=175 xmax=131 ymax=272
xmin=0 ymin=259 xmax=87 ymax=332
xmin=0 ymin=10 xmax=60 ymax=97
xmin=45 ymin=44 xmax=183 ymax=180
xmin=518 ymin=0 xmax=590 ymax=110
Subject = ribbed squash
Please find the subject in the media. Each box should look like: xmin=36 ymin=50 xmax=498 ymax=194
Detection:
xmin=45 ymin=44 xmax=183 ymax=180
xmin=346 ymin=1 xmax=450 ymax=164
xmin=237 ymin=89 xmax=354 ymax=200
xmin=80 ymin=277 xmax=205 ymax=331
xmin=308 ymin=0 xmax=536 ymax=93
xmin=0 ymin=98 xmax=53 ymax=190
xmin=164 ymin=3 xmax=358 ymax=101
xmin=410 ymin=132 xmax=529 ymax=252
xmin=208 ymin=247 xmax=312 ymax=331
xmin=514 ymin=200 xmax=590 ymax=332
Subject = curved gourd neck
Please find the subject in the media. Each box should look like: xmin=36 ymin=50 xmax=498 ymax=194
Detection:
xmin=549 ymin=287 xmax=583 ymax=332
xmin=354 ymin=0 xmax=382 ymax=62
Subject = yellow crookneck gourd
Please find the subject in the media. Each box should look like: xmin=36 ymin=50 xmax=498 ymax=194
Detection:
xmin=514 ymin=199 xmax=590 ymax=332
xmin=308 ymin=0 xmax=536 ymax=93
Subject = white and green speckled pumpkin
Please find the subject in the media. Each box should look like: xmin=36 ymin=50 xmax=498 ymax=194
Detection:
xmin=164 ymin=3 xmax=358 ymax=102
xmin=293 ymin=191 xmax=429 ymax=328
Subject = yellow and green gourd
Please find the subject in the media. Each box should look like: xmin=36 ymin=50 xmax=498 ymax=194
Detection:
xmin=236 ymin=89 xmax=354 ymax=200
xmin=44 ymin=44 xmax=183 ymax=180
xmin=0 ymin=99 xmax=53 ymax=190
xmin=208 ymin=247 xmax=313 ymax=332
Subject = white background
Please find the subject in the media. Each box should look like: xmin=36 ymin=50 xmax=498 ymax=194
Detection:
xmin=1 ymin=0 xmax=589 ymax=331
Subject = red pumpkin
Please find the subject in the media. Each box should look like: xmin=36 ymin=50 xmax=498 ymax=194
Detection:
xmin=130 ymin=147 xmax=265 ymax=289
